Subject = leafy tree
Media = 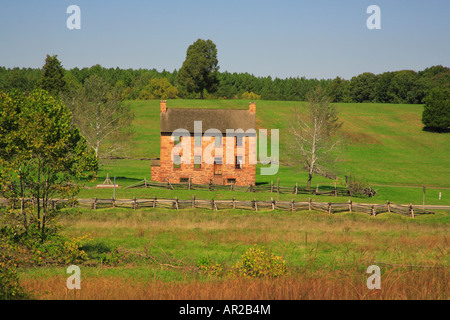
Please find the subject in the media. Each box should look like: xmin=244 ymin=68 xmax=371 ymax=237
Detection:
xmin=63 ymin=75 xmax=134 ymax=160
xmin=347 ymin=72 xmax=377 ymax=102
xmin=177 ymin=39 xmax=219 ymax=99
xmin=288 ymin=87 xmax=343 ymax=189
xmin=387 ymin=70 xmax=421 ymax=104
xmin=327 ymin=76 xmax=348 ymax=102
xmin=241 ymin=91 xmax=261 ymax=100
xmin=139 ymin=78 xmax=179 ymax=100
xmin=373 ymin=72 xmax=394 ymax=103
xmin=0 ymin=89 xmax=97 ymax=239
xmin=38 ymin=54 xmax=66 ymax=97
xmin=422 ymin=87 xmax=450 ymax=131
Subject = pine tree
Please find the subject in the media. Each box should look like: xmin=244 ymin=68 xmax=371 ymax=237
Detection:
xmin=39 ymin=54 xmax=66 ymax=97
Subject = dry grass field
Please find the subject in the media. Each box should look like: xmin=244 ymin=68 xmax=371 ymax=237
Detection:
xmin=17 ymin=208 xmax=449 ymax=300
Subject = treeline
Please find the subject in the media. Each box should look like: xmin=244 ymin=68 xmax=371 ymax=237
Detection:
xmin=0 ymin=63 xmax=448 ymax=103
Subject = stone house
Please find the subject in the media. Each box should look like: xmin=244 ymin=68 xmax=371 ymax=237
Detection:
xmin=151 ymin=101 xmax=256 ymax=186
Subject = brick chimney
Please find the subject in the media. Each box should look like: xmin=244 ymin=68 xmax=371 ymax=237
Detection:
xmin=249 ymin=102 xmax=256 ymax=114
xmin=160 ymin=100 xmax=167 ymax=113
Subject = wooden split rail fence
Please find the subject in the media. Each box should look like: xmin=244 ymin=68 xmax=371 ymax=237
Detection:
xmin=1 ymin=198 xmax=442 ymax=218
xmin=124 ymin=178 xmax=374 ymax=197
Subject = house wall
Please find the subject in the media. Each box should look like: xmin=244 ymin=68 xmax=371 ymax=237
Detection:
xmin=151 ymin=133 xmax=256 ymax=186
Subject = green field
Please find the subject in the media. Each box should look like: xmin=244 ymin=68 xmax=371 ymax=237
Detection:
xmin=16 ymin=99 xmax=450 ymax=300
xmin=80 ymin=99 xmax=450 ymax=205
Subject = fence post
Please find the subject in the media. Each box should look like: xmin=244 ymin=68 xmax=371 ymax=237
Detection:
xmin=294 ymin=183 xmax=298 ymax=195
xmin=93 ymin=197 xmax=97 ymax=210
xmin=371 ymin=205 xmax=376 ymax=217
xmin=209 ymin=179 xmax=213 ymax=191
xmin=133 ymin=197 xmax=137 ymax=210
xmin=334 ymin=182 xmax=337 ymax=197
xmin=410 ymin=203 xmax=414 ymax=218
xmin=348 ymin=199 xmax=352 ymax=213
xmin=386 ymin=200 xmax=390 ymax=213
xmin=188 ymin=178 xmax=191 ymax=190
xmin=232 ymin=198 xmax=236 ymax=209
xmin=144 ymin=177 xmax=147 ymax=188
xmin=271 ymin=197 xmax=275 ymax=210
xmin=153 ymin=196 xmax=157 ymax=208
xmin=291 ymin=199 xmax=295 ymax=212
xmin=112 ymin=197 xmax=116 ymax=208
xmin=175 ymin=197 xmax=179 ymax=210
xmin=314 ymin=184 xmax=319 ymax=195
xmin=254 ymin=199 xmax=258 ymax=211
xmin=308 ymin=197 xmax=312 ymax=211
xmin=277 ymin=178 xmax=280 ymax=201
xmin=271 ymin=181 xmax=274 ymax=193
xmin=328 ymin=202 xmax=332 ymax=215
xmin=192 ymin=196 xmax=195 ymax=208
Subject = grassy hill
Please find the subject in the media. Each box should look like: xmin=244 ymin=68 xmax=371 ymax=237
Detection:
xmin=82 ymin=99 xmax=450 ymax=205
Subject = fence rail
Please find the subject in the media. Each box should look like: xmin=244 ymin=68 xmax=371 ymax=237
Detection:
xmin=0 ymin=197 xmax=443 ymax=218
xmin=124 ymin=178 xmax=376 ymax=197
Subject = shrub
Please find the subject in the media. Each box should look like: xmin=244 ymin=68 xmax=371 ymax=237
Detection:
xmin=0 ymin=237 xmax=32 ymax=299
xmin=229 ymin=245 xmax=287 ymax=278
xmin=346 ymin=174 xmax=376 ymax=197
xmin=100 ymin=247 xmax=131 ymax=266
xmin=0 ymin=265 xmax=31 ymax=300
xmin=241 ymin=91 xmax=261 ymax=100
xmin=197 ymin=256 xmax=224 ymax=277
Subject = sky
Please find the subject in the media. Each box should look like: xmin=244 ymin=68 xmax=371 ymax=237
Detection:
xmin=0 ymin=0 xmax=449 ymax=80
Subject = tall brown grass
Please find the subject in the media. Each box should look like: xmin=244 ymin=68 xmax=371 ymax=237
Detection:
xmin=21 ymin=266 xmax=447 ymax=300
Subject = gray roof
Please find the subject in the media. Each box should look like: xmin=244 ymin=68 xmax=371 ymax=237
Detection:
xmin=160 ymin=108 xmax=256 ymax=134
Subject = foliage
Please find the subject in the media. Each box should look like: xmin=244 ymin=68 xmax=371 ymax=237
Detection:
xmin=38 ymin=54 xmax=67 ymax=97
xmin=0 ymin=223 xmax=89 ymax=266
xmin=99 ymin=247 xmax=132 ymax=266
xmin=0 ymin=265 xmax=31 ymax=300
xmin=0 ymin=89 xmax=98 ymax=239
xmin=229 ymin=245 xmax=287 ymax=278
xmin=177 ymin=39 xmax=219 ymax=99
xmin=139 ymin=78 xmax=179 ymax=100
xmin=240 ymin=91 xmax=261 ymax=100
xmin=197 ymin=256 xmax=224 ymax=277
xmin=347 ymin=72 xmax=377 ymax=102
xmin=422 ymin=87 xmax=450 ymax=131
xmin=1 ymin=58 xmax=448 ymax=103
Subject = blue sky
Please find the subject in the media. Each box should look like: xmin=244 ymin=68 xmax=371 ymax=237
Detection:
xmin=0 ymin=0 xmax=449 ymax=79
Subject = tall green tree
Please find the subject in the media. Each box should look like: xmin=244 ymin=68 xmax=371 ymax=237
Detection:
xmin=422 ymin=87 xmax=450 ymax=131
xmin=347 ymin=72 xmax=377 ymax=102
xmin=0 ymin=89 xmax=97 ymax=239
xmin=177 ymin=39 xmax=219 ymax=99
xmin=38 ymin=54 xmax=67 ymax=97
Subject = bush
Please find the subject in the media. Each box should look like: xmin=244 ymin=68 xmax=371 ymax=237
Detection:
xmin=229 ymin=245 xmax=287 ymax=278
xmin=0 ymin=237 xmax=32 ymax=299
xmin=241 ymin=91 xmax=261 ymax=100
xmin=346 ymin=174 xmax=376 ymax=197
xmin=197 ymin=256 xmax=224 ymax=277
xmin=0 ymin=265 xmax=31 ymax=300
xmin=0 ymin=224 xmax=89 ymax=266
xmin=99 ymin=247 xmax=131 ymax=266
xmin=422 ymin=87 xmax=450 ymax=131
